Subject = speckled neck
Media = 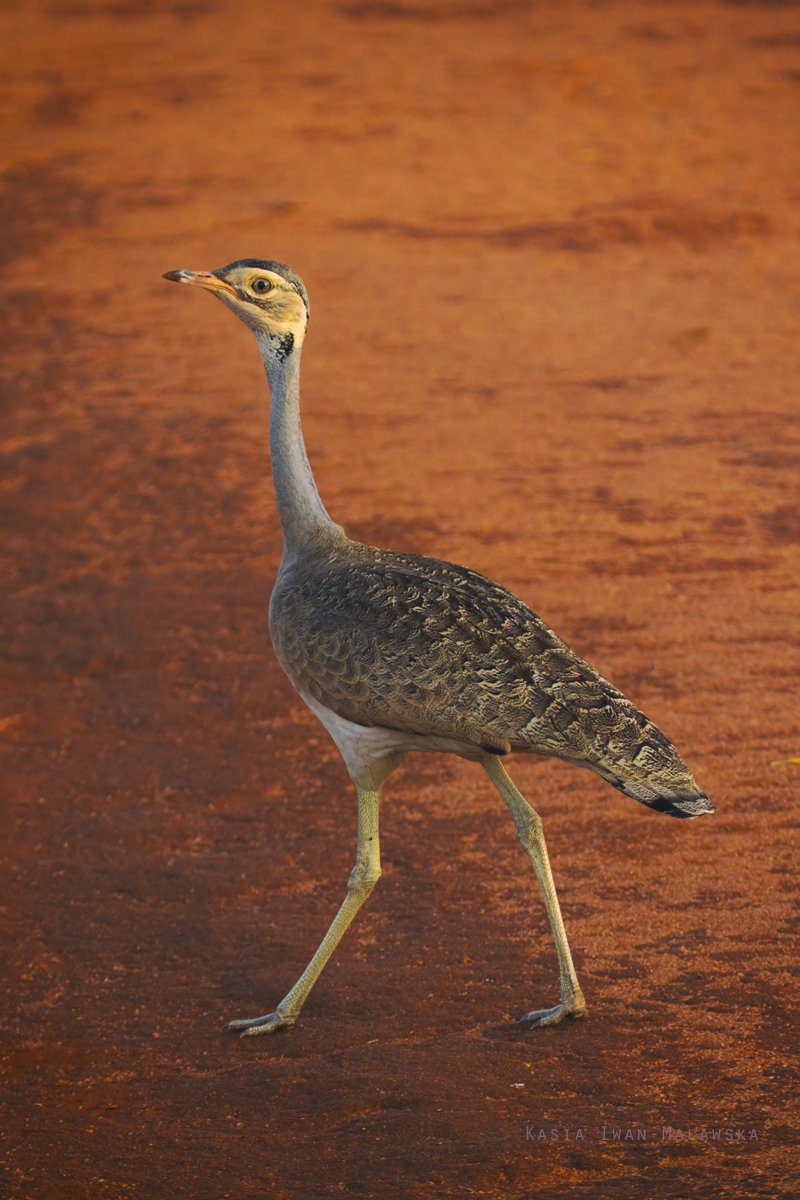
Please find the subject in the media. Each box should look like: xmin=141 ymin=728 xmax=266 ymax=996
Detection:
xmin=258 ymin=336 xmax=340 ymax=558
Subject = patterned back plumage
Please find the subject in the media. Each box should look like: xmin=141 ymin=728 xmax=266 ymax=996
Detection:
xmin=269 ymin=539 xmax=713 ymax=819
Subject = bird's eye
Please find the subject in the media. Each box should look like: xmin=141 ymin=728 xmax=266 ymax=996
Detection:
xmin=251 ymin=278 xmax=273 ymax=294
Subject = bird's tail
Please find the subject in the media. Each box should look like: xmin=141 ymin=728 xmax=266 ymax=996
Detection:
xmin=607 ymin=775 xmax=715 ymax=820
xmin=565 ymin=753 xmax=714 ymax=818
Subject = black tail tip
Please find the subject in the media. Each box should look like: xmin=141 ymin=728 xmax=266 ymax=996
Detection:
xmin=618 ymin=779 xmax=715 ymax=819
xmin=668 ymin=792 xmax=715 ymax=820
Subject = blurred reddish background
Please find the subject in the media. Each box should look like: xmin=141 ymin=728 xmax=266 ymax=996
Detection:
xmin=1 ymin=1 xmax=798 ymax=1196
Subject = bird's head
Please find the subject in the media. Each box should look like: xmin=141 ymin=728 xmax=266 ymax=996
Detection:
xmin=163 ymin=259 xmax=309 ymax=364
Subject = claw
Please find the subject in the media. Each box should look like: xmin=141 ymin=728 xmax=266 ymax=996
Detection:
xmin=224 ymin=1011 xmax=292 ymax=1037
xmin=520 ymin=990 xmax=587 ymax=1028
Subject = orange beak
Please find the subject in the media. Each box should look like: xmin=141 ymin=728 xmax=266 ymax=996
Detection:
xmin=162 ymin=270 xmax=238 ymax=298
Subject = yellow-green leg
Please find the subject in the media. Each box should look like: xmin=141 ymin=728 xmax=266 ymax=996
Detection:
xmin=482 ymin=755 xmax=587 ymax=1027
xmin=225 ymin=784 xmax=383 ymax=1037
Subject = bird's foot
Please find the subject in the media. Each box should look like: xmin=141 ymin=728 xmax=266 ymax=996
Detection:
xmin=224 ymin=1010 xmax=294 ymax=1038
xmin=520 ymin=988 xmax=587 ymax=1029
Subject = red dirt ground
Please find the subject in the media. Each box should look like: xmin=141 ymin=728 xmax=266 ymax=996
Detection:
xmin=1 ymin=1 xmax=799 ymax=1197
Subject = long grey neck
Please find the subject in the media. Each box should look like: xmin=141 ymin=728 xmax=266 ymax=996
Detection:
xmin=258 ymin=335 xmax=339 ymax=558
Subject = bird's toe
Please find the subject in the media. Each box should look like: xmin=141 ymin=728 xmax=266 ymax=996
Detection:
xmin=520 ymin=990 xmax=587 ymax=1028
xmin=224 ymin=1011 xmax=291 ymax=1037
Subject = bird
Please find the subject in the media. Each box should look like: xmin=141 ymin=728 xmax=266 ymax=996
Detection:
xmin=164 ymin=258 xmax=714 ymax=1037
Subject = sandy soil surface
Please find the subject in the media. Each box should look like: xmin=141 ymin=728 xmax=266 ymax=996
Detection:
xmin=1 ymin=1 xmax=799 ymax=1196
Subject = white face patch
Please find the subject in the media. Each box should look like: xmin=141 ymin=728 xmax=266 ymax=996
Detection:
xmin=217 ymin=268 xmax=308 ymax=343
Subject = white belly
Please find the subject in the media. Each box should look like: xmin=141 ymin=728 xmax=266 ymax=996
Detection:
xmin=299 ymin=690 xmax=481 ymax=783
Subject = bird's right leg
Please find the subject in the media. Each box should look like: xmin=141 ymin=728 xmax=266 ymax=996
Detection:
xmin=482 ymin=755 xmax=587 ymax=1028
xmin=225 ymin=784 xmax=383 ymax=1037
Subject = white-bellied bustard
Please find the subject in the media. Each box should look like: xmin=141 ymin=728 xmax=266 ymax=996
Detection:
xmin=164 ymin=259 xmax=714 ymax=1036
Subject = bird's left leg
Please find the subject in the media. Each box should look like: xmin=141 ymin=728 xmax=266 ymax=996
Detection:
xmin=482 ymin=755 xmax=587 ymax=1028
xmin=224 ymin=781 xmax=384 ymax=1037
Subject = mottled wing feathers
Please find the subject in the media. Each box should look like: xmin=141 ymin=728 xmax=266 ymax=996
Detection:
xmin=273 ymin=545 xmax=564 ymax=752
xmin=269 ymin=542 xmax=708 ymax=813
